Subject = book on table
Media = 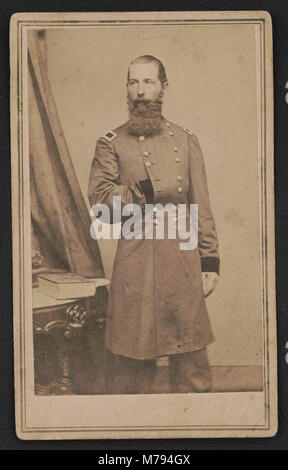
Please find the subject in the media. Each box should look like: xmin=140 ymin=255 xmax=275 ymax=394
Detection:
xmin=37 ymin=271 xmax=110 ymax=300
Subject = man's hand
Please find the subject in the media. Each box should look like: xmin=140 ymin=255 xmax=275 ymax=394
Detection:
xmin=202 ymin=272 xmax=219 ymax=297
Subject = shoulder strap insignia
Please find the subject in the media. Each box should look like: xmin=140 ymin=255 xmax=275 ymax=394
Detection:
xmin=103 ymin=131 xmax=117 ymax=142
xmin=183 ymin=128 xmax=194 ymax=137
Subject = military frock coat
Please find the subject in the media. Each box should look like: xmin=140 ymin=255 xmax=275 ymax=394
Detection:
xmin=88 ymin=119 xmax=219 ymax=360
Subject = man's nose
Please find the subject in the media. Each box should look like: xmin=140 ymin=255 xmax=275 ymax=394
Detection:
xmin=137 ymin=85 xmax=145 ymax=97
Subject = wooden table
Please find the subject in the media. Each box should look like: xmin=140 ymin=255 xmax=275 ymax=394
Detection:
xmin=33 ymin=288 xmax=107 ymax=395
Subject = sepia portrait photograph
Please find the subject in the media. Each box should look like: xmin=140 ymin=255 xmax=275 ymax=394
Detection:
xmin=10 ymin=11 xmax=277 ymax=439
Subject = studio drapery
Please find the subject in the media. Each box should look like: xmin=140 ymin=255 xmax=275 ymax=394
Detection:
xmin=28 ymin=30 xmax=104 ymax=279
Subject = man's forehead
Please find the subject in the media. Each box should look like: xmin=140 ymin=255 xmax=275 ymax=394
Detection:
xmin=128 ymin=61 xmax=159 ymax=79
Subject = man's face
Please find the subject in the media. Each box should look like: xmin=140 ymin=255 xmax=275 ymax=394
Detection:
xmin=127 ymin=62 xmax=164 ymax=102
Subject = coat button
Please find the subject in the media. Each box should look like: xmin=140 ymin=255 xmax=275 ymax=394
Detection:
xmin=169 ymin=131 xmax=174 ymax=136
xmin=177 ymin=187 xmax=183 ymax=193
xmin=177 ymin=175 xmax=182 ymax=181
xmin=173 ymin=147 xmax=178 ymax=152
xmin=145 ymin=161 xmax=152 ymax=168
xmin=175 ymin=157 xmax=180 ymax=163
xmin=143 ymin=151 xmax=150 ymax=157
xmin=139 ymin=136 xmax=145 ymax=142
xmin=166 ymin=122 xmax=171 ymax=127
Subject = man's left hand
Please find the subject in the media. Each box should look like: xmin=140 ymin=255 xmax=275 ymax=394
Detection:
xmin=202 ymin=272 xmax=219 ymax=297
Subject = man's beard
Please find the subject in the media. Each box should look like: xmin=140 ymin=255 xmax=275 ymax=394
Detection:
xmin=127 ymin=98 xmax=163 ymax=136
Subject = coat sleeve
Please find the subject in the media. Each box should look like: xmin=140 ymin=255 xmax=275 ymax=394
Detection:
xmin=188 ymin=133 xmax=220 ymax=274
xmin=88 ymin=137 xmax=148 ymax=216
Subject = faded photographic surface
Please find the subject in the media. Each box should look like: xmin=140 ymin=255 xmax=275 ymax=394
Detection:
xmin=11 ymin=11 xmax=276 ymax=439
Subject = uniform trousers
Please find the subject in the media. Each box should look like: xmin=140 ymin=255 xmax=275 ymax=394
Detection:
xmin=105 ymin=348 xmax=212 ymax=394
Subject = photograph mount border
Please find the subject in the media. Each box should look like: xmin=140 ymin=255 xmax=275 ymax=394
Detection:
xmin=10 ymin=11 xmax=276 ymax=439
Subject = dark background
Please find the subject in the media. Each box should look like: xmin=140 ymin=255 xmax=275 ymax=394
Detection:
xmin=1 ymin=0 xmax=288 ymax=450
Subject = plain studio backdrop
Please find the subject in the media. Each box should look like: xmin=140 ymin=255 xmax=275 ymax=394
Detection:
xmin=41 ymin=24 xmax=262 ymax=368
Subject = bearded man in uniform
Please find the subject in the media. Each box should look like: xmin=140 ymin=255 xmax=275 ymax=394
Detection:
xmin=88 ymin=55 xmax=220 ymax=394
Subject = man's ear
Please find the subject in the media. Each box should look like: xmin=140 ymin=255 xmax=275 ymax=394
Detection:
xmin=162 ymin=81 xmax=169 ymax=90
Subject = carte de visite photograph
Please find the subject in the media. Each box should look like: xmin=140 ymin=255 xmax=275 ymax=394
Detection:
xmin=10 ymin=11 xmax=277 ymax=439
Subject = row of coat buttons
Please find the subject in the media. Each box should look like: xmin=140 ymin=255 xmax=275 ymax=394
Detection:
xmin=142 ymin=148 xmax=180 ymax=161
xmin=143 ymin=155 xmax=180 ymax=166
xmin=139 ymin=124 xmax=182 ymax=192
xmin=168 ymin=126 xmax=182 ymax=192
xmin=138 ymin=135 xmax=178 ymax=151
xmin=139 ymin=136 xmax=177 ymax=147
xmin=163 ymin=120 xmax=173 ymax=135
xmin=145 ymin=159 xmax=180 ymax=166
xmin=144 ymin=153 xmax=180 ymax=163
xmin=144 ymin=162 xmax=182 ymax=186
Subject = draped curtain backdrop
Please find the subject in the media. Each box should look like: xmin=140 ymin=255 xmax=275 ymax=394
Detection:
xmin=28 ymin=30 xmax=104 ymax=278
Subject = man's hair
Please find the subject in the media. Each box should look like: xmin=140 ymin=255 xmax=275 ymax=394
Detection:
xmin=127 ymin=55 xmax=168 ymax=85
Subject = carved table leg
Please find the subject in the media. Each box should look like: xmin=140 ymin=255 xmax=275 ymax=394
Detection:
xmin=33 ymin=296 xmax=107 ymax=395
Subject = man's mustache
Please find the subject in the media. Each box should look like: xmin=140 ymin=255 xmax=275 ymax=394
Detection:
xmin=129 ymin=99 xmax=153 ymax=108
xmin=127 ymin=98 xmax=162 ymax=115
xmin=129 ymin=98 xmax=162 ymax=104
xmin=132 ymin=98 xmax=151 ymax=103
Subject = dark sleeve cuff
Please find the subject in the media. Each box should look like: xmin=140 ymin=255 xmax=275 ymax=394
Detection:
xmin=201 ymin=257 xmax=220 ymax=275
